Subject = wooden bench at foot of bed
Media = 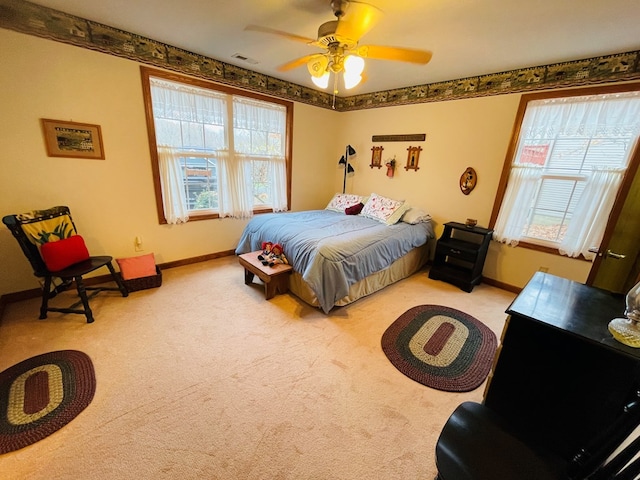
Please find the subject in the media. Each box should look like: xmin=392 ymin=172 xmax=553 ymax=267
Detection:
xmin=238 ymin=251 xmax=293 ymax=300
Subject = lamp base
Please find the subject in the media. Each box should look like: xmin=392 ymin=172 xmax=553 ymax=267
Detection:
xmin=608 ymin=318 xmax=640 ymax=348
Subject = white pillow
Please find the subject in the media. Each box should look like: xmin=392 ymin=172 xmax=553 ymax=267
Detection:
xmin=384 ymin=202 xmax=412 ymax=225
xmin=401 ymin=207 xmax=432 ymax=224
xmin=360 ymin=193 xmax=406 ymax=225
xmin=325 ymin=193 xmax=365 ymax=212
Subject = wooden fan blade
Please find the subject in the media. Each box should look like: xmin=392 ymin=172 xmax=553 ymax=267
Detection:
xmin=244 ymin=25 xmax=315 ymax=45
xmin=278 ymin=54 xmax=324 ymax=72
xmin=357 ymin=45 xmax=433 ymax=64
xmin=335 ymin=1 xmax=382 ymax=41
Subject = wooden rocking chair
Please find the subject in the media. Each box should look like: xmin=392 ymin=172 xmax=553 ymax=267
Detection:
xmin=3 ymin=206 xmax=128 ymax=323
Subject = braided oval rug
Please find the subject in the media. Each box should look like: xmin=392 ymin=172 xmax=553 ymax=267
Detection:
xmin=0 ymin=350 xmax=95 ymax=454
xmin=381 ymin=305 xmax=497 ymax=392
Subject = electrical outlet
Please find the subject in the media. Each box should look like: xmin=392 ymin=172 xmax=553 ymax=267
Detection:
xmin=134 ymin=235 xmax=144 ymax=252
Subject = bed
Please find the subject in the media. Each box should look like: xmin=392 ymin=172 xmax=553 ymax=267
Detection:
xmin=235 ymin=193 xmax=435 ymax=313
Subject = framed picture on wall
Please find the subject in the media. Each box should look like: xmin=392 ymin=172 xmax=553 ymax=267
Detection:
xmin=405 ymin=145 xmax=422 ymax=171
xmin=41 ymin=118 xmax=105 ymax=159
xmin=370 ymin=146 xmax=384 ymax=168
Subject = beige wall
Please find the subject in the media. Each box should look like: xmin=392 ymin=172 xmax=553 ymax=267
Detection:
xmin=339 ymin=97 xmax=518 ymax=222
xmin=0 ymin=29 xmax=340 ymax=294
xmin=337 ymin=98 xmax=592 ymax=287
xmin=0 ymin=27 xmax=593 ymax=297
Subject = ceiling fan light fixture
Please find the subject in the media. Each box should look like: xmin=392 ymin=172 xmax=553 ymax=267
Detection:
xmin=307 ymin=55 xmax=329 ymax=77
xmin=344 ymin=54 xmax=365 ymax=75
xmin=251 ymin=0 xmax=432 ymax=97
xmin=335 ymin=54 xmax=363 ymax=89
xmin=311 ymin=71 xmax=330 ymax=89
xmin=343 ymin=71 xmax=362 ymax=89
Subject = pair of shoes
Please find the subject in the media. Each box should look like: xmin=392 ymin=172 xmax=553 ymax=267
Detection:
xmin=257 ymin=241 xmax=288 ymax=267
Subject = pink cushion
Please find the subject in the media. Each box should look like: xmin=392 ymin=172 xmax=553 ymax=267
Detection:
xmin=116 ymin=253 xmax=156 ymax=280
xmin=40 ymin=235 xmax=90 ymax=271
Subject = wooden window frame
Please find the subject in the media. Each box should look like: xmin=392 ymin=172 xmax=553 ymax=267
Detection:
xmin=140 ymin=66 xmax=293 ymax=224
xmin=489 ymin=82 xmax=640 ymax=259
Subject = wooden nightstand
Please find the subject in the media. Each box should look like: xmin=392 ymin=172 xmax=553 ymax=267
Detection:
xmin=428 ymin=221 xmax=493 ymax=292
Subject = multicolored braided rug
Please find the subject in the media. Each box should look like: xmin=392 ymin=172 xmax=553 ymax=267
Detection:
xmin=382 ymin=305 xmax=497 ymax=392
xmin=0 ymin=350 xmax=95 ymax=454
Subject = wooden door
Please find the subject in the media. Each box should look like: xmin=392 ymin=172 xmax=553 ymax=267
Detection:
xmin=588 ymin=150 xmax=640 ymax=293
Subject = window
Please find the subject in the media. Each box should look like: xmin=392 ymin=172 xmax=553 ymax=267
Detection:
xmin=141 ymin=67 xmax=292 ymax=224
xmin=490 ymin=85 xmax=640 ymax=259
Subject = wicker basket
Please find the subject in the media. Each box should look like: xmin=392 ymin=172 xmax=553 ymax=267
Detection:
xmin=121 ymin=266 xmax=162 ymax=292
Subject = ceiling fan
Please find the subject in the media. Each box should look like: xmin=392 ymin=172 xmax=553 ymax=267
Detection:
xmin=245 ymin=0 xmax=432 ymax=94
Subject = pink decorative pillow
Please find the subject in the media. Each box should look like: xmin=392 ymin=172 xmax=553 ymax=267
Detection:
xmin=345 ymin=202 xmax=364 ymax=215
xmin=116 ymin=253 xmax=156 ymax=280
xmin=40 ymin=235 xmax=90 ymax=271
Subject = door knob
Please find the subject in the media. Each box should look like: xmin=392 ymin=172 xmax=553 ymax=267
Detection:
xmin=605 ymin=249 xmax=626 ymax=260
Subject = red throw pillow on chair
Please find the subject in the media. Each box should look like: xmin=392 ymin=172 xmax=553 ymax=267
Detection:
xmin=40 ymin=235 xmax=90 ymax=271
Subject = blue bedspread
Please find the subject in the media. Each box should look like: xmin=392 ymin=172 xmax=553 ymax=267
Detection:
xmin=235 ymin=210 xmax=434 ymax=313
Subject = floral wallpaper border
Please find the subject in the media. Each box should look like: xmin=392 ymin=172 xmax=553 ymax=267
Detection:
xmin=1 ymin=0 xmax=639 ymax=111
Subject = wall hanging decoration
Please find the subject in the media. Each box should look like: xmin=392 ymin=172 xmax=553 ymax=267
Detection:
xmin=370 ymin=146 xmax=383 ymax=168
xmin=385 ymin=157 xmax=396 ymax=178
xmin=338 ymin=145 xmax=356 ymax=193
xmin=372 ymin=134 xmax=426 ymax=142
xmin=460 ymin=167 xmax=477 ymax=195
xmin=41 ymin=119 xmax=105 ymax=159
xmin=405 ymin=146 xmax=422 ymax=171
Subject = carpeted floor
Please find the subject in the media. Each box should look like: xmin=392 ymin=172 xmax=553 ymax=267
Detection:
xmin=0 ymin=256 xmax=515 ymax=479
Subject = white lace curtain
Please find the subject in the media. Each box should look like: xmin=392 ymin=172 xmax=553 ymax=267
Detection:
xmin=558 ymin=166 xmax=625 ymax=259
xmin=493 ymin=92 xmax=640 ymax=258
xmin=157 ymin=146 xmax=189 ymax=224
xmin=216 ymin=151 xmax=253 ymax=218
xmin=228 ymin=97 xmax=288 ymax=216
xmin=151 ymin=78 xmax=287 ymax=223
xmin=493 ymin=165 xmax=543 ymax=246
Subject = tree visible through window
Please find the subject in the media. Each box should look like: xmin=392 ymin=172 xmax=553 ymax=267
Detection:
xmin=141 ymin=67 xmax=292 ymax=224
xmin=490 ymin=85 xmax=640 ymax=259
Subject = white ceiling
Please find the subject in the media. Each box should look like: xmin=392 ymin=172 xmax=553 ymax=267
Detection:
xmin=30 ymin=0 xmax=640 ymax=95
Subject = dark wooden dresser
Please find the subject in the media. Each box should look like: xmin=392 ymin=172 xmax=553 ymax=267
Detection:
xmin=483 ymin=272 xmax=640 ymax=461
